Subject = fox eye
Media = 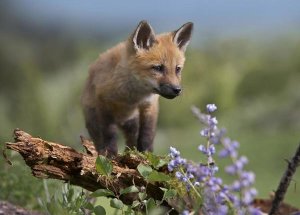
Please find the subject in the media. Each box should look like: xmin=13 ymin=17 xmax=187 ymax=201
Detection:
xmin=175 ymin=66 xmax=182 ymax=75
xmin=152 ymin=64 xmax=164 ymax=73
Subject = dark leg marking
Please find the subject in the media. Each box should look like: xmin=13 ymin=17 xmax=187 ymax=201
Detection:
xmin=137 ymin=106 xmax=158 ymax=152
xmin=84 ymin=107 xmax=118 ymax=156
xmin=119 ymin=116 xmax=139 ymax=150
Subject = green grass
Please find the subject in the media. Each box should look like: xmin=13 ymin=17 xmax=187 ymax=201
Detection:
xmin=0 ymin=153 xmax=61 ymax=211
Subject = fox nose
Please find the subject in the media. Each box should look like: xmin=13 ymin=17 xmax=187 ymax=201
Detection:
xmin=157 ymin=84 xmax=182 ymax=99
xmin=172 ymin=86 xmax=182 ymax=95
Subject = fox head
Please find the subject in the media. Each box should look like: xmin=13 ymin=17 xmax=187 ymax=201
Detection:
xmin=127 ymin=21 xmax=193 ymax=99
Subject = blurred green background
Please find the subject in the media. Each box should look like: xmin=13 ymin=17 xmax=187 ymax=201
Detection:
xmin=1 ymin=0 xmax=300 ymax=211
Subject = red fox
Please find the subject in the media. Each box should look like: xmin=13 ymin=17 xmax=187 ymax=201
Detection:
xmin=81 ymin=20 xmax=193 ymax=156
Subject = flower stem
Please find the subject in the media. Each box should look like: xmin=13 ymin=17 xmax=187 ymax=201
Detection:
xmin=179 ymin=167 xmax=202 ymax=201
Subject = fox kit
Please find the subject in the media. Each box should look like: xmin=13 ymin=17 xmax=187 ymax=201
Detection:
xmin=81 ymin=20 xmax=193 ymax=156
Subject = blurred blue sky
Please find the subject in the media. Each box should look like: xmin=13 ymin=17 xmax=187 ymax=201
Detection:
xmin=7 ymin=1 xmax=300 ymax=41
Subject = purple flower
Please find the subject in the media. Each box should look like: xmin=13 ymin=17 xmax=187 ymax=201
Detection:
xmin=248 ymin=206 xmax=263 ymax=215
xmin=206 ymin=104 xmax=217 ymax=113
xmin=181 ymin=210 xmax=189 ymax=215
xmin=170 ymin=146 xmax=180 ymax=158
xmin=225 ymin=156 xmax=249 ymax=175
xmin=206 ymin=177 xmax=222 ymax=195
xmin=210 ymin=136 xmax=220 ymax=145
xmin=209 ymin=117 xmax=218 ymax=126
xmin=179 ymin=158 xmax=187 ymax=166
xmin=200 ymin=128 xmax=209 ymax=137
xmin=219 ymin=139 xmax=239 ymax=158
xmin=219 ymin=149 xmax=230 ymax=158
xmin=198 ymin=145 xmax=216 ymax=157
xmin=203 ymin=187 xmax=229 ymax=215
xmin=216 ymin=190 xmax=228 ymax=204
xmin=198 ymin=144 xmax=206 ymax=153
xmin=231 ymin=180 xmax=241 ymax=191
xmin=168 ymin=147 xmax=187 ymax=172
xmin=172 ymin=105 xmax=262 ymax=214
xmin=239 ymin=156 xmax=248 ymax=165
xmin=187 ymin=172 xmax=194 ymax=179
xmin=182 ymin=176 xmax=188 ymax=182
xmin=225 ymin=164 xmax=236 ymax=175
xmin=209 ymin=145 xmax=216 ymax=155
xmin=240 ymin=171 xmax=255 ymax=187
xmin=215 ymin=205 xmax=229 ymax=215
xmin=242 ymin=188 xmax=257 ymax=205
xmin=211 ymin=165 xmax=219 ymax=174
xmin=175 ymin=171 xmax=183 ymax=179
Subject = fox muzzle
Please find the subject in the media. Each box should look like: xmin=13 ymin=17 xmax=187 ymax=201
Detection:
xmin=155 ymin=83 xmax=182 ymax=99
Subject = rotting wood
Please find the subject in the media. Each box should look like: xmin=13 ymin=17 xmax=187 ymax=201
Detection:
xmin=5 ymin=129 xmax=165 ymax=207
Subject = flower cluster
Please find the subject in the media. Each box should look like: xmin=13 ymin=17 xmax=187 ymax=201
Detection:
xmin=168 ymin=104 xmax=262 ymax=215
xmin=168 ymin=147 xmax=186 ymax=172
xmin=206 ymin=104 xmax=217 ymax=113
xmin=168 ymin=147 xmax=194 ymax=189
xmin=219 ymin=137 xmax=260 ymax=213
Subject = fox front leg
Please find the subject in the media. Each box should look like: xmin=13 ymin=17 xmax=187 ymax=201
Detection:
xmin=120 ymin=115 xmax=139 ymax=150
xmin=84 ymin=107 xmax=118 ymax=156
xmin=137 ymin=102 xmax=158 ymax=152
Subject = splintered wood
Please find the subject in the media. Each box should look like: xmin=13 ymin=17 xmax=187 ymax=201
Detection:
xmin=5 ymin=129 xmax=164 ymax=205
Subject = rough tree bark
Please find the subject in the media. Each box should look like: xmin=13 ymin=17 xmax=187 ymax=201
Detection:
xmin=4 ymin=129 xmax=167 ymax=208
xmin=269 ymin=143 xmax=300 ymax=215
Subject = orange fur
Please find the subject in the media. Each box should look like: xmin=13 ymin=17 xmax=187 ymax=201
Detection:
xmin=81 ymin=21 xmax=193 ymax=156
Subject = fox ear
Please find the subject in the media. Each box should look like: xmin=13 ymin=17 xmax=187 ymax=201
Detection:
xmin=173 ymin=22 xmax=193 ymax=52
xmin=132 ymin=21 xmax=156 ymax=51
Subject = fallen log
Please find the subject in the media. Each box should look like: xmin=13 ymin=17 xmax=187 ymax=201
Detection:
xmin=4 ymin=129 xmax=165 ymax=207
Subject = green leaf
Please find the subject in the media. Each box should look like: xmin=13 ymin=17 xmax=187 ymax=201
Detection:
xmin=147 ymin=170 xmax=171 ymax=182
xmin=147 ymin=153 xmax=168 ymax=169
xmin=110 ymin=198 xmax=124 ymax=209
xmin=120 ymin=185 xmax=139 ymax=195
xmin=95 ymin=155 xmax=113 ymax=176
xmin=156 ymin=159 xmax=168 ymax=169
xmin=131 ymin=200 xmax=141 ymax=208
xmin=75 ymin=197 xmax=82 ymax=211
xmin=137 ymin=164 xmax=152 ymax=178
xmin=84 ymin=202 xmax=94 ymax=210
xmin=163 ymin=189 xmax=177 ymax=200
xmin=146 ymin=198 xmax=156 ymax=213
xmin=147 ymin=153 xmax=160 ymax=167
xmin=94 ymin=205 xmax=106 ymax=215
xmin=149 ymin=207 xmax=168 ymax=215
xmin=90 ymin=189 xmax=115 ymax=197
xmin=138 ymin=192 xmax=147 ymax=201
xmin=66 ymin=187 xmax=74 ymax=202
xmin=125 ymin=208 xmax=134 ymax=215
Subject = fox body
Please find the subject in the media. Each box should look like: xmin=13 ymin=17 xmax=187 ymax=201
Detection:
xmin=81 ymin=21 xmax=193 ymax=156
